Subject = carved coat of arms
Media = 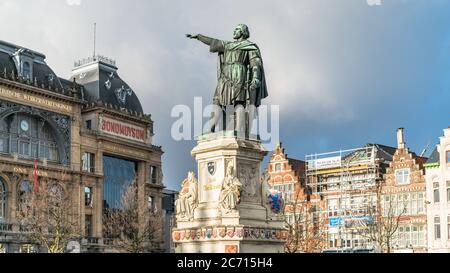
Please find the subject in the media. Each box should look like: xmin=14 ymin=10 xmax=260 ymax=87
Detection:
xmin=267 ymin=189 xmax=284 ymax=214
xmin=226 ymin=227 xmax=235 ymax=238
xmin=207 ymin=162 xmax=216 ymax=176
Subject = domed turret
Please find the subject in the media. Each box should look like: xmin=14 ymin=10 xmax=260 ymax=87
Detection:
xmin=71 ymin=55 xmax=143 ymax=113
xmin=0 ymin=40 xmax=64 ymax=91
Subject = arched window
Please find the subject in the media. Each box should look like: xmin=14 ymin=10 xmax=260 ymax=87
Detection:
xmin=0 ymin=179 xmax=7 ymax=221
xmin=2 ymin=113 xmax=59 ymax=162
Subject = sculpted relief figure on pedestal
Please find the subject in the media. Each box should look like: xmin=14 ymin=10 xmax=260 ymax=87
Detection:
xmin=175 ymin=172 xmax=198 ymax=221
xmin=219 ymin=165 xmax=242 ymax=215
xmin=186 ymin=24 xmax=268 ymax=137
xmin=239 ymin=164 xmax=259 ymax=200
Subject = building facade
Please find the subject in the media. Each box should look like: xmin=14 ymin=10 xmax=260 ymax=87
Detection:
xmin=306 ymin=144 xmax=396 ymax=252
xmin=266 ymin=143 xmax=326 ymax=253
xmin=425 ymin=127 xmax=450 ymax=253
xmin=0 ymin=40 xmax=164 ymax=253
xmin=381 ymin=128 xmax=427 ymax=253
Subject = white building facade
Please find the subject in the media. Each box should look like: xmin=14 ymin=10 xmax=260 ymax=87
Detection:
xmin=425 ymin=127 xmax=450 ymax=252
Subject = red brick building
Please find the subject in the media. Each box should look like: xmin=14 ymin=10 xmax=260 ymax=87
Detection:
xmin=381 ymin=128 xmax=428 ymax=253
xmin=266 ymin=143 xmax=326 ymax=252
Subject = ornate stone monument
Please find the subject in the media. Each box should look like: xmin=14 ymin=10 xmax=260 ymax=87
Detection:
xmin=172 ymin=25 xmax=287 ymax=253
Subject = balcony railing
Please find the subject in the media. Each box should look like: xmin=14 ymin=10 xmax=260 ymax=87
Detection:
xmin=0 ymin=223 xmax=13 ymax=232
xmin=85 ymin=237 xmax=99 ymax=245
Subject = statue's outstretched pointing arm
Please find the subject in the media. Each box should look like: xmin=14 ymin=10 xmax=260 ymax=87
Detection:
xmin=186 ymin=34 xmax=224 ymax=53
xmin=186 ymin=34 xmax=215 ymax=46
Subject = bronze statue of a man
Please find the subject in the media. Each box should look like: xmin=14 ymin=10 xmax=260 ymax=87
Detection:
xmin=187 ymin=24 xmax=268 ymax=136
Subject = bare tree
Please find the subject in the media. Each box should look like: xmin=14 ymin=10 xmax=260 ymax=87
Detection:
xmin=357 ymin=193 xmax=405 ymax=253
xmin=17 ymin=179 xmax=80 ymax=253
xmin=103 ymin=181 xmax=162 ymax=253
xmin=284 ymin=188 xmax=327 ymax=253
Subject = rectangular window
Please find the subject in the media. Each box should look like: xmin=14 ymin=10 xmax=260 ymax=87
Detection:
xmin=434 ymin=182 xmax=440 ymax=203
xmin=412 ymin=226 xmax=418 ymax=246
xmin=417 ymin=193 xmax=424 ymax=214
xmin=150 ymin=166 xmax=158 ymax=184
xmin=418 ymin=226 xmax=424 ymax=246
xmin=448 ymin=216 xmax=450 ymax=240
xmin=447 ymin=151 xmax=450 ymax=164
xmin=404 ymin=193 xmax=410 ymax=215
xmin=85 ymin=120 xmax=92 ymax=130
xmin=395 ymin=169 xmax=410 ymax=185
xmin=447 ymin=181 xmax=450 ymax=203
xmin=411 ymin=193 xmax=418 ymax=215
xmin=275 ymin=163 xmax=281 ymax=172
xmin=0 ymin=138 xmax=5 ymax=153
xmin=383 ymin=195 xmax=390 ymax=216
xmin=148 ymin=196 xmax=154 ymax=210
xmin=399 ymin=194 xmax=405 ymax=214
xmin=82 ymin=152 xmax=95 ymax=173
xmin=353 ymin=239 xmax=360 ymax=248
xmin=435 ymin=216 xmax=441 ymax=240
xmin=398 ymin=226 xmax=405 ymax=246
xmin=390 ymin=194 xmax=398 ymax=215
xmin=329 ymin=234 xmax=338 ymax=248
xmin=31 ymin=143 xmax=38 ymax=158
xmin=84 ymin=187 xmax=93 ymax=207
xmin=328 ymin=199 xmax=338 ymax=217
xmin=19 ymin=140 xmax=30 ymax=157
xmin=48 ymin=143 xmax=58 ymax=161
xmin=85 ymin=215 xmax=93 ymax=237
xmin=405 ymin=226 xmax=411 ymax=246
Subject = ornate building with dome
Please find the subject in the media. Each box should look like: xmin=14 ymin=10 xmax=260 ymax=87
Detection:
xmin=0 ymin=40 xmax=164 ymax=253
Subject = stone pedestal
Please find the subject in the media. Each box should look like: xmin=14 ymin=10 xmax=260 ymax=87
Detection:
xmin=173 ymin=132 xmax=287 ymax=253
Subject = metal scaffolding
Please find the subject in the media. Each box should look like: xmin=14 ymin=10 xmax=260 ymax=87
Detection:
xmin=305 ymin=145 xmax=385 ymax=251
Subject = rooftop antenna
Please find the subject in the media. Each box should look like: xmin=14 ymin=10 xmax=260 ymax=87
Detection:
xmin=93 ymin=22 xmax=97 ymax=58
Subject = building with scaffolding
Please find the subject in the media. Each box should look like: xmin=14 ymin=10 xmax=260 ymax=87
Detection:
xmin=306 ymin=143 xmax=397 ymax=252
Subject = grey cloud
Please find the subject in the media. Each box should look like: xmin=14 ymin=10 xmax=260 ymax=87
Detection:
xmin=1 ymin=0 xmax=449 ymax=190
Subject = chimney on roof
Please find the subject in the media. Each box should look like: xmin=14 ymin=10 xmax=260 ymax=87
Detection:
xmin=397 ymin=128 xmax=405 ymax=149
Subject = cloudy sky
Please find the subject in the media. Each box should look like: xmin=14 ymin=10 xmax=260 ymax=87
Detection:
xmin=1 ymin=0 xmax=450 ymax=191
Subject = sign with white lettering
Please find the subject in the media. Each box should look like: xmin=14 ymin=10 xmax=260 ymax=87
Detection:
xmin=100 ymin=117 xmax=146 ymax=143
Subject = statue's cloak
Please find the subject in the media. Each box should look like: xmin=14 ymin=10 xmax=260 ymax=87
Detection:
xmin=214 ymin=39 xmax=268 ymax=108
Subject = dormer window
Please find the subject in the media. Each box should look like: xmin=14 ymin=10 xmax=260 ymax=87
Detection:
xmin=13 ymin=48 xmax=34 ymax=80
xmin=22 ymin=62 xmax=31 ymax=79
xmin=48 ymin=73 xmax=54 ymax=86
